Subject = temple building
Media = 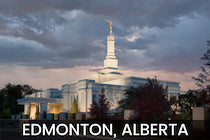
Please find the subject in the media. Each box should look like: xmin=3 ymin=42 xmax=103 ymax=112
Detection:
xmin=18 ymin=21 xmax=180 ymax=119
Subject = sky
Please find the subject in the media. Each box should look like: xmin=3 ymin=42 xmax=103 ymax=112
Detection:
xmin=0 ymin=0 xmax=210 ymax=91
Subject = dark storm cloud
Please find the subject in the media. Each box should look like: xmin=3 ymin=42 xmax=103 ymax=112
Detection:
xmin=1 ymin=0 xmax=210 ymax=27
xmin=0 ymin=0 xmax=210 ymax=72
xmin=0 ymin=35 xmax=106 ymax=68
xmin=119 ymin=15 xmax=210 ymax=73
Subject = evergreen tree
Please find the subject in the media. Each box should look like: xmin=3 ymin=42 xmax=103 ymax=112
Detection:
xmin=70 ymin=98 xmax=78 ymax=113
xmin=98 ymin=87 xmax=110 ymax=119
xmin=89 ymin=95 xmax=100 ymax=119
xmin=89 ymin=87 xmax=110 ymax=120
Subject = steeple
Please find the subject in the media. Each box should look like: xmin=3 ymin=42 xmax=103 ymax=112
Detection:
xmin=104 ymin=19 xmax=118 ymax=69
xmin=84 ymin=20 xmax=124 ymax=83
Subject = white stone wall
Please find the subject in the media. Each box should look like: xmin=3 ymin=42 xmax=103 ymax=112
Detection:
xmin=62 ymin=93 xmax=70 ymax=112
xmin=62 ymin=79 xmax=127 ymax=113
xmin=61 ymin=77 xmax=181 ymax=113
xmin=79 ymin=89 xmax=87 ymax=112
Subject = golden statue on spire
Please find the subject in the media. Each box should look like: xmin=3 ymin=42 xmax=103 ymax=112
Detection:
xmin=104 ymin=19 xmax=112 ymax=34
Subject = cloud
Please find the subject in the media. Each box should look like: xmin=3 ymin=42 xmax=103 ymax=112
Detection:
xmin=0 ymin=0 xmax=209 ymax=73
xmin=1 ymin=0 xmax=210 ymax=26
xmin=0 ymin=34 xmax=102 ymax=67
xmin=117 ymin=14 xmax=210 ymax=73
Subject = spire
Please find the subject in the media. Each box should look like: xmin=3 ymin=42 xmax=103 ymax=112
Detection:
xmin=104 ymin=20 xmax=118 ymax=69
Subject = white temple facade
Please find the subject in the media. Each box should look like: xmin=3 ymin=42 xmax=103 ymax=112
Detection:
xmin=18 ymin=24 xmax=181 ymax=119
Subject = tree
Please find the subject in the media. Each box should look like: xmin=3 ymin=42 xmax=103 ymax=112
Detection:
xmin=70 ymin=98 xmax=78 ymax=114
xmin=0 ymin=108 xmax=11 ymax=119
xmin=194 ymin=88 xmax=210 ymax=106
xmin=192 ymin=41 xmax=210 ymax=106
xmin=0 ymin=83 xmax=36 ymax=118
xmin=119 ymin=78 xmax=171 ymax=120
xmin=98 ymin=87 xmax=110 ymax=119
xmin=89 ymin=87 xmax=110 ymax=120
xmin=178 ymin=89 xmax=210 ymax=120
xmin=193 ymin=41 xmax=210 ymax=89
xmin=89 ymin=95 xmax=100 ymax=119
xmin=178 ymin=90 xmax=196 ymax=120
xmin=118 ymin=86 xmax=141 ymax=110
